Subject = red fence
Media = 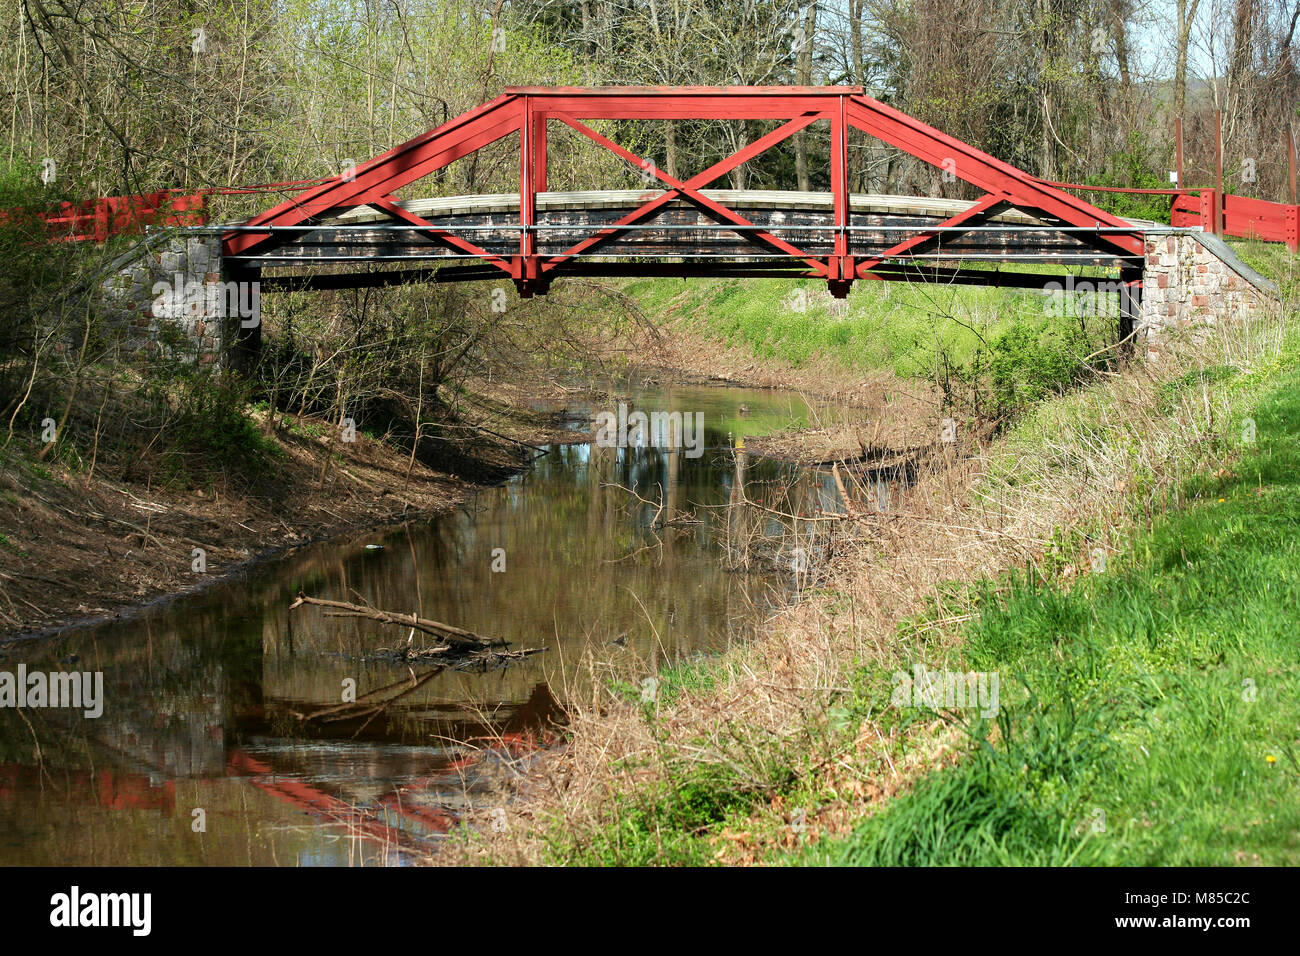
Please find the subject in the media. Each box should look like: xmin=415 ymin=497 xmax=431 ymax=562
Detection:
xmin=36 ymin=189 xmax=206 ymax=242
xmin=1172 ymin=190 xmax=1300 ymax=252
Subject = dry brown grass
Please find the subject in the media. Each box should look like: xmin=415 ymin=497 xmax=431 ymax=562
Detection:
xmin=434 ymin=298 xmax=1290 ymax=866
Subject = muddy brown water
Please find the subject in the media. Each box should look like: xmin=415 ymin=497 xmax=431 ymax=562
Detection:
xmin=0 ymin=385 xmax=866 ymax=865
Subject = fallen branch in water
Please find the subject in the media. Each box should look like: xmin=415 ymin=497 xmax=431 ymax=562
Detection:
xmin=832 ymin=462 xmax=854 ymax=514
xmin=289 ymin=592 xmax=547 ymax=670
xmin=369 ymin=644 xmax=546 ymax=668
xmin=289 ymin=593 xmax=504 ymax=649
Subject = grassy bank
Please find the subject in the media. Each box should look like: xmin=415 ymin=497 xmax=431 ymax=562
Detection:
xmin=442 ymin=248 xmax=1299 ymax=867
xmin=622 ymin=270 xmax=1117 ymax=380
xmin=790 ymin=244 xmax=1300 ymax=865
xmin=799 ymin=353 xmax=1300 ymax=865
xmin=612 ymin=270 xmax=1135 ymax=435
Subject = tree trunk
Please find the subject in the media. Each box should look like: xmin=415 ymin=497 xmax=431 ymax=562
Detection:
xmin=794 ymin=2 xmax=817 ymax=192
xmin=1229 ymin=0 xmax=1257 ymax=93
xmin=849 ymin=0 xmax=865 ymax=83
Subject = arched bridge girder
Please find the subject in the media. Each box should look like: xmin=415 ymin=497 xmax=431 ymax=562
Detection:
xmin=224 ymin=87 xmax=1148 ymax=300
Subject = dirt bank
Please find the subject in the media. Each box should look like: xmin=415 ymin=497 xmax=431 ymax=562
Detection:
xmin=0 ymin=392 xmax=576 ymax=642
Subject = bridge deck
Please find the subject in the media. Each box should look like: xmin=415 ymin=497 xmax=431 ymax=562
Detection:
xmin=229 ymin=190 xmax=1153 ymax=276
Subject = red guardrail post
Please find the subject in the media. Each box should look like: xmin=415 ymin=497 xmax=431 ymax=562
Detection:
xmin=1286 ymin=205 xmax=1299 ymax=253
xmin=1200 ymin=189 xmax=1217 ymax=234
xmin=94 ymin=199 xmax=109 ymax=243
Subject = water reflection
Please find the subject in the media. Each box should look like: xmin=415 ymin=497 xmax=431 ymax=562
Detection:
xmin=0 ymin=386 xmax=848 ymax=865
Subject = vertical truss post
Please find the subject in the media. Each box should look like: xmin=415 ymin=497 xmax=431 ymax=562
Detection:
xmin=517 ymin=95 xmax=539 ymax=297
xmin=535 ymin=109 xmax=548 ymax=194
xmin=828 ymin=92 xmax=852 ymax=298
xmin=533 ymin=107 xmax=550 ymax=291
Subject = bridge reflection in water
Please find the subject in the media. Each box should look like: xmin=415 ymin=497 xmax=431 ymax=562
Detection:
xmin=0 ymin=385 xmax=865 ymax=864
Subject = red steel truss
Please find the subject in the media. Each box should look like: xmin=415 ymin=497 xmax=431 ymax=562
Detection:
xmin=225 ymin=87 xmax=1146 ymax=298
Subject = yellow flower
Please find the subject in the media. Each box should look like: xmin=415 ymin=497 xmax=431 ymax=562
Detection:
xmin=1265 ymin=755 xmax=1277 ymax=764
xmin=1218 ymin=498 xmax=1226 ymax=503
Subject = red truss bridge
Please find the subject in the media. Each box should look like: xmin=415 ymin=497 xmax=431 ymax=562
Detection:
xmin=223 ymin=86 xmax=1153 ymax=304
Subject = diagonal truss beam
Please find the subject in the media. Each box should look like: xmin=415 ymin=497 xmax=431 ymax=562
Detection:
xmin=366 ymin=195 xmax=513 ymax=275
xmin=225 ymin=94 xmax=524 ymax=258
xmin=855 ymin=195 xmax=1011 ymax=276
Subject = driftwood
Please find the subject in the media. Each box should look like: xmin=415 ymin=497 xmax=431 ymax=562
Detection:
xmin=289 ymin=592 xmax=503 ymax=649
xmin=288 ymin=592 xmax=548 ymax=675
xmin=369 ymin=645 xmax=546 ymax=668
xmin=291 ymin=642 xmax=546 ymax=737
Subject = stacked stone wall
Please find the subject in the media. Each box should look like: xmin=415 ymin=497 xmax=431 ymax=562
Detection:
xmin=1139 ymin=234 xmax=1273 ymax=353
xmin=98 ymin=235 xmax=231 ymax=364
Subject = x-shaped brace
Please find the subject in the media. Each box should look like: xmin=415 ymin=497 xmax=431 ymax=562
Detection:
xmin=546 ymin=112 xmax=827 ymax=275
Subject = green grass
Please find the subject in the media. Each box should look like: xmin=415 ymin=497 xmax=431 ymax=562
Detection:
xmin=544 ymin=762 xmax=764 ymax=866
xmin=288 ymin=418 xmax=328 ymax=439
xmin=1229 ymin=240 xmax=1299 ymax=299
xmin=653 ymin=655 xmax=727 ymax=707
xmin=621 ymin=272 xmax=1120 ymax=380
xmin=794 ymin=350 xmax=1300 ymax=866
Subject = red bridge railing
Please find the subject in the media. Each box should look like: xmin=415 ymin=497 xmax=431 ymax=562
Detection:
xmin=1039 ymin=177 xmax=1298 ymax=253
xmin=38 ymin=189 xmax=207 ymax=242
xmin=1171 ymin=191 xmax=1300 ymax=251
